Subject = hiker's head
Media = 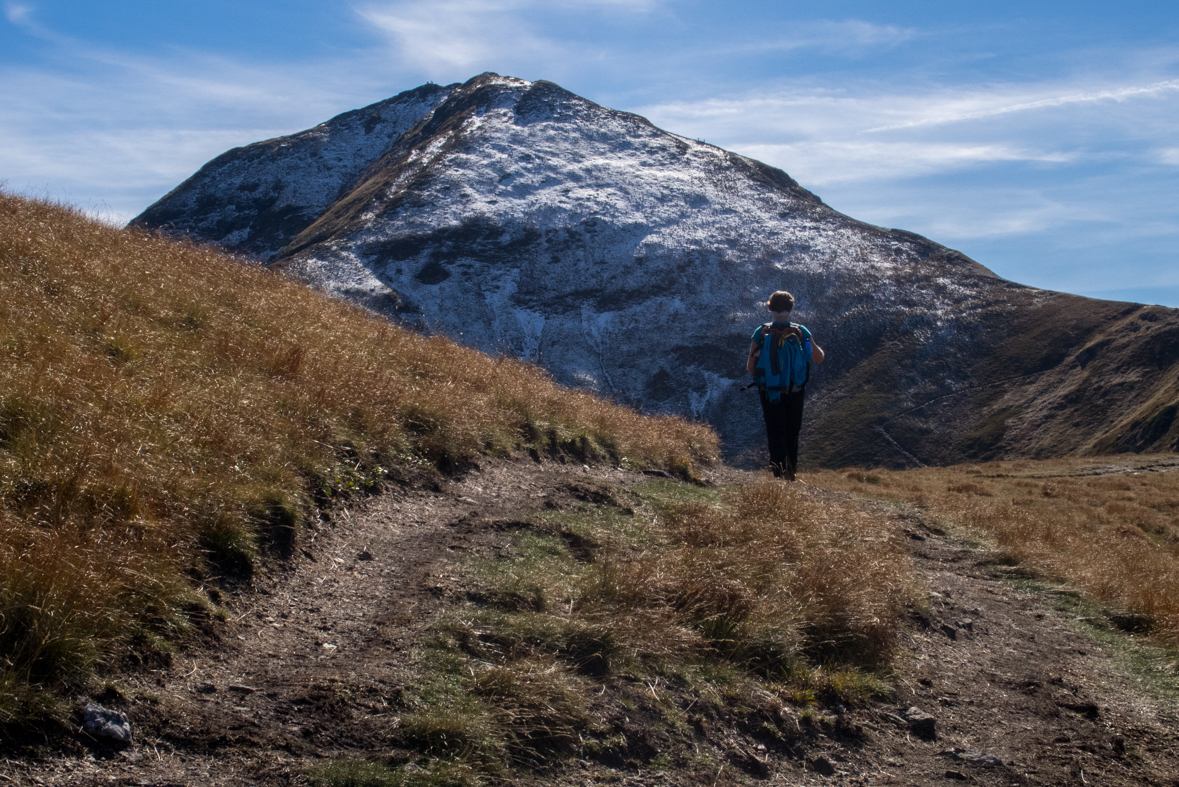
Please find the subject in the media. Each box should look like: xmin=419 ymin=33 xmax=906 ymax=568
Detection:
xmin=766 ymin=291 xmax=794 ymax=313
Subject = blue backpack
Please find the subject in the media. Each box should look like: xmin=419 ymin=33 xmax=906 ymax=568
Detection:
xmin=754 ymin=322 xmax=811 ymax=401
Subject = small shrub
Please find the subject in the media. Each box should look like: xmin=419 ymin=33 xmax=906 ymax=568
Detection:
xmin=948 ymin=482 xmax=991 ymax=496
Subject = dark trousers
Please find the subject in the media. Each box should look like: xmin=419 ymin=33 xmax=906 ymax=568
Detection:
xmin=759 ymin=388 xmax=805 ymax=479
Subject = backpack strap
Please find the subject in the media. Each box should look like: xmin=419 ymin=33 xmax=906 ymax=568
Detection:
xmin=763 ymin=323 xmax=782 ymax=377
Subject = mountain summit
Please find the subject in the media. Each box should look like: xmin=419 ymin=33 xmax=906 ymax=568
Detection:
xmin=132 ymin=73 xmax=1179 ymax=466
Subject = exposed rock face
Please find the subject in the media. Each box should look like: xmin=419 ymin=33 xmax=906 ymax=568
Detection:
xmin=132 ymin=73 xmax=1179 ymax=467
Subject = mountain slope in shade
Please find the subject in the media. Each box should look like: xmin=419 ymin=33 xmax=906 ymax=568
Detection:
xmin=132 ymin=73 xmax=1179 ymax=467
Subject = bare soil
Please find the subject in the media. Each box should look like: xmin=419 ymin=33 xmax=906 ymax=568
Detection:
xmin=5 ymin=460 xmax=1179 ymax=786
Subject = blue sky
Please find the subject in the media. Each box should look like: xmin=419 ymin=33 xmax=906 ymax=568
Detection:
xmin=3 ymin=1 xmax=1177 ymax=306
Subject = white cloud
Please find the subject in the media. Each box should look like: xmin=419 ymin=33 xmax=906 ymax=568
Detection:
xmin=733 ymin=140 xmax=1073 ymax=186
xmin=4 ymin=2 xmax=32 ymax=26
xmin=356 ymin=4 xmax=916 ymax=83
xmin=637 ymin=75 xmax=1179 ymax=189
xmin=716 ymin=19 xmax=918 ymax=56
xmin=0 ymin=34 xmax=402 ymax=220
xmin=865 ymin=79 xmax=1179 ymax=132
xmin=1160 ymin=148 xmax=1179 ymax=165
xmin=357 ymin=1 xmax=560 ymax=75
xmin=355 ymin=0 xmax=668 ymax=78
xmin=881 ymin=194 xmax=1094 ymax=241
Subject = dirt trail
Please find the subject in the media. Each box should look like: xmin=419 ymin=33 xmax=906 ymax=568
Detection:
xmin=801 ymin=494 xmax=1179 ymax=785
xmin=5 ymin=461 xmax=639 ymax=785
xmin=5 ymin=461 xmax=1179 ymax=786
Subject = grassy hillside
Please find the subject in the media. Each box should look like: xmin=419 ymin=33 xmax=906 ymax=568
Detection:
xmin=807 ymin=287 xmax=1179 ymax=469
xmin=0 ymin=191 xmax=717 ymax=723
xmin=811 ymin=456 xmax=1179 ymax=646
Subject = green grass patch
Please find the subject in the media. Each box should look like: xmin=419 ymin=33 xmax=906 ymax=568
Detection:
xmin=630 ymin=478 xmax=723 ymax=512
xmin=1014 ymin=578 xmax=1179 ymax=703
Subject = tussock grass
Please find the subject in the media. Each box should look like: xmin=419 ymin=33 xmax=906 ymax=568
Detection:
xmin=810 ymin=456 xmax=1179 ymax=645
xmin=398 ymin=479 xmax=917 ymax=772
xmin=544 ymin=482 xmax=916 ymax=672
xmin=645 ymin=482 xmax=913 ymax=666
xmin=0 ymin=191 xmax=716 ymax=722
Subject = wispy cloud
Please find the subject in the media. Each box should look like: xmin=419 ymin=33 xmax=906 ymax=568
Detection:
xmin=4 ymin=2 xmax=32 ymax=26
xmin=734 ymin=140 xmax=1074 ymax=186
xmin=1161 ymin=147 xmax=1179 ymax=165
xmin=865 ymin=79 xmax=1179 ymax=132
xmin=713 ymin=19 xmax=918 ymax=57
xmin=357 ymin=1 xmax=559 ymax=75
xmin=357 ymin=3 xmax=914 ymax=83
xmin=356 ymin=0 xmax=669 ymax=77
xmin=0 ymin=27 xmax=400 ymax=221
xmin=639 ymin=75 xmax=1179 ymax=186
xmin=862 ymin=189 xmax=1101 ymax=240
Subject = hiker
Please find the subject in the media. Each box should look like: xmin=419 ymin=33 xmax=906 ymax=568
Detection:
xmin=746 ymin=291 xmax=825 ymax=480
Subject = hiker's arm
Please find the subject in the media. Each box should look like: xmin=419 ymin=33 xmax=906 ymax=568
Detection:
xmin=746 ymin=341 xmax=760 ymax=374
xmin=811 ymin=341 xmax=825 ymax=364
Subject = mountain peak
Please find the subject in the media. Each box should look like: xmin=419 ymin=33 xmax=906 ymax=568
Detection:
xmin=131 ymin=76 xmax=1179 ymax=467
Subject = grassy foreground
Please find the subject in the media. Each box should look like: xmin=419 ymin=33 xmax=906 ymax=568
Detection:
xmin=0 ymin=192 xmax=716 ymax=724
xmin=810 ymin=456 xmax=1179 ymax=646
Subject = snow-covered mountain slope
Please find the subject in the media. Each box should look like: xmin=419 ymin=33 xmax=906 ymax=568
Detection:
xmin=132 ymin=73 xmax=1179 ymax=467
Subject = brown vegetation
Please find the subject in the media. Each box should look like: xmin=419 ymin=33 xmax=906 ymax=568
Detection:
xmin=0 ymin=191 xmax=716 ymax=723
xmin=809 ymin=456 xmax=1179 ymax=645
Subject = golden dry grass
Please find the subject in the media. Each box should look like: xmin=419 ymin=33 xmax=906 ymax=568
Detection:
xmin=0 ymin=191 xmax=717 ymax=720
xmin=585 ymin=481 xmax=918 ymax=668
xmin=808 ymin=456 xmax=1179 ymax=644
xmin=460 ymin=480 xmax=920 ymax=683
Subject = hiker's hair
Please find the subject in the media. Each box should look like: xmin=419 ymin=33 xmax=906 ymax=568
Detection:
xmin=766 ymin=291 xmax=795 ymax=312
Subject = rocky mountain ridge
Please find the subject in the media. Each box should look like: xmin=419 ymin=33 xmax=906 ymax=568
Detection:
xmin=132 ymin=73 xmax=1179 ymax=467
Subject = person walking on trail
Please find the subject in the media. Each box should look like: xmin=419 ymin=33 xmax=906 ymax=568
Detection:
xmin=746 ymin=291 xmax=825 ymax=480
